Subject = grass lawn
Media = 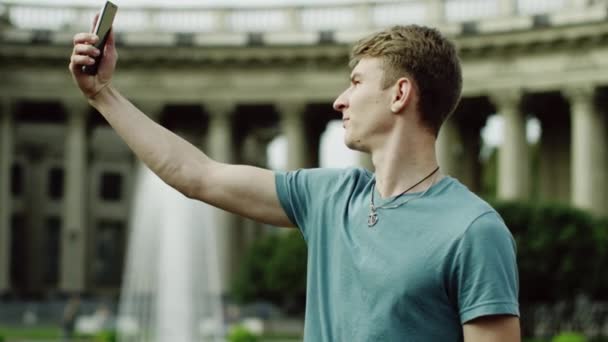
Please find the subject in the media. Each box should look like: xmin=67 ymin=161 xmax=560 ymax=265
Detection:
xmin=0 ymin=326 xmax=302 ymax=341
xmin=0 ymin=325 xmax=62 ymax=339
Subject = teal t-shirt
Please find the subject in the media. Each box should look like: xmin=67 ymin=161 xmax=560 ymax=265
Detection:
xmin=275 ymin=167 xmax=519 ymax=341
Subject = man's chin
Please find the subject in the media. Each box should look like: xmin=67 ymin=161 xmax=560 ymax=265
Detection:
xmin=344 ymin=137 xmax=367 ymax=152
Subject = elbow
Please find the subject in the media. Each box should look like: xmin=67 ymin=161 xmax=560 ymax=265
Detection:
xmin=157 ymin=152 xmax=214 ymax=201
xmin=180 ymin=182 xmax=201 ymax=200
xmin=171 ymin=161 xmax=206 ymax=200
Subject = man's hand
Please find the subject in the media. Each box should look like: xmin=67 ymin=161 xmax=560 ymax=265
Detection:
xmin=68 ymin=14 xmax=117 ymax=99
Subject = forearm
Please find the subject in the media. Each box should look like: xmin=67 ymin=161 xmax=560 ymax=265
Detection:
xmin=89 ymin=85 xmax=212 ymax=194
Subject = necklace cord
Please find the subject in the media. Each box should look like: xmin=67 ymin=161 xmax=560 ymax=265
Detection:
xmin=371 ymin=166 xmax=440 ymax=209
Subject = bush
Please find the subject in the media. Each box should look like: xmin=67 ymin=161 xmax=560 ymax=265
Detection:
xmin=233 ymin=201 xmax=608 ymax=315
xmin=552 ymin=332 xmax=587 ymax=342
xmin=493 ymin=202 xmax=608 ymax=303
xmin=232 ymin=231 xmax=307 ymax=314
xmin=95 ymin=331 xmax=117 ymax=342
xmin=228 ymin=325 xmax=259 ymax=342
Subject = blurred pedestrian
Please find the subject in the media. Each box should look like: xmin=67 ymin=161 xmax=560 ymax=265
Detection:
xmin=62 ymin=294 xmax=81 ymax=342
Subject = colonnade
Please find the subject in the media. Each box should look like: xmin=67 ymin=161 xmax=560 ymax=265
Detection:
xmin=0 ymin=87 xmax=606 ymax=294
xmin=438 ymin=86 xmax=607 ymax=217
xmin=0 ymin=98 xmax=341 ymax=294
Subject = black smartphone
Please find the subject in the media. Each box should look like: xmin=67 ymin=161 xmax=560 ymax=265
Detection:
xmin=82 ymin=1 xmax=118 ymax=75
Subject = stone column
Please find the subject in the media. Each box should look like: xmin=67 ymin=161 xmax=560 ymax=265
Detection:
xmin=277 ymin=102 xmax=309 ymax=170
xmin=536 ymin=111 xmax=571 ymax=204
xmin=565 ymin=86 xmax=606 ymax=217
xmin=0 ymin=99 xmax=14 ymax=293
xmin=240 ymin=131 xmax=270 ymax=245
xmin=60 ymin=100 xmax=89 ymax=292
xmin=207 ymin=102 xmax=235 ymax=165
xmin=205 ymin=102 xmax=239 ymax=295
xmin=437 ymin=112 xmax=485 ymax=192
xmin=491 ymin=90 xmax=530 ymax=200
xmin=460 ymin=120 xmax=485 ymax=193
xmin=436 ymin=116 xmax=462 ymax=178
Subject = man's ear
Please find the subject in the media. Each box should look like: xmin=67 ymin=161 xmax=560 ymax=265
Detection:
xmin=391 ymin=77 xmax=414 ymax=113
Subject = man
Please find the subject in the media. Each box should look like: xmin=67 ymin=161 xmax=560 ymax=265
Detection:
xmin=61 ymin=294 xmax=80 ymax=342
xmin=70 ymin=18 xmax=520 ymax=341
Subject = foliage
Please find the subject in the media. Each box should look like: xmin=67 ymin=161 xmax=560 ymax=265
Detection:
xmin=95 ymin=330 xmax=117 ymax=342
xmin=228 ymin=325 xmax=259 ymax=342
xmin=232 ymin=231 xmax=307 ymax=314
xmin=552 ymin=332 xmax=588 ymax=342
xmin=233 ymin=201 xmax=608 ymax=316
xmin=492 ymin=201 xmax=608 ymax=303
xmin=0 ymin=326 xmax=61 ymax=339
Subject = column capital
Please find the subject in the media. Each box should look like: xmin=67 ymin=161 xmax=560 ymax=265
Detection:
xmin=275 ymin=101 xmax=307 ymax=119
xmin=488 ymin=89 xmax=523 ymax=111
xmin=562 ymin=85 xmax=596 ymax=104
xmin=205 ymin=101 xmax=236 ymax=118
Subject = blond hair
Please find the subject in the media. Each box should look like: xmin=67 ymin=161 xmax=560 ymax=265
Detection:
xmin=350 ymin=25 xmax=462 ymax=136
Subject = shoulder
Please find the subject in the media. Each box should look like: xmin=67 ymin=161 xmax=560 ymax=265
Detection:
xmin=435 ymin=177 xmax=504 ymax=226
xmin=275 ymin=167 xmax=371 ymax=191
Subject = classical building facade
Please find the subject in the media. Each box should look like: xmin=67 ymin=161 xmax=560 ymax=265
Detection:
xmin=0 ymin=0 xmax=607 ymax=297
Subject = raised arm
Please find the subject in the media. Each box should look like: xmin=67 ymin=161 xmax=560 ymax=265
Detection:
xmin=69 ymin=23 xmax=294 ymax=228
xmin=463 ymin=315 xmax=521 ymax=342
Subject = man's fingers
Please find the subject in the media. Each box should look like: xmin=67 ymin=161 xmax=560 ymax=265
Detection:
xmin=73 ymin=44 xmax=100 ymax=57
xmin=73 ymin=33 xmax=99 ymax=45
xmin=71 ymin=54 xmax=96 ymax=66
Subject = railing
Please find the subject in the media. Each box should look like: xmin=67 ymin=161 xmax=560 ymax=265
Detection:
xmin=0 ymin=0 xmax=598 ymax=34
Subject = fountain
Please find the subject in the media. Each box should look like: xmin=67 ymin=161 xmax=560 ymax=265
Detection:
xmin=117 ymin=163 xmax=225 ymax=342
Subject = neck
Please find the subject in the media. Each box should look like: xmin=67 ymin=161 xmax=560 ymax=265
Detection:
xmin=371 ymin=125 xmax=441 ymax=199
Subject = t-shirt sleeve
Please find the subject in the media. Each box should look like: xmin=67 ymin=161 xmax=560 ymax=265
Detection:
xmin=452 ymin=211 xmax=520 ymax=324
xmin=275 ymin=168 xmax=347 ymax=241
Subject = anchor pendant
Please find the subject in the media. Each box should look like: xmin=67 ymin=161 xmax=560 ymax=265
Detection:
xmin=368 ymin=207 xmax=378 ymax=227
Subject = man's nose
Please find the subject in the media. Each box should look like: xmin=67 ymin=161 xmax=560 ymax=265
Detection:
xmin=333 ymin=92 xmax=348 ymax=112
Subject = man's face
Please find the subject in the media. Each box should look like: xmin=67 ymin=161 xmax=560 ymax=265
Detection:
xmin=333 ymin=57 xmax=395 ymax=152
